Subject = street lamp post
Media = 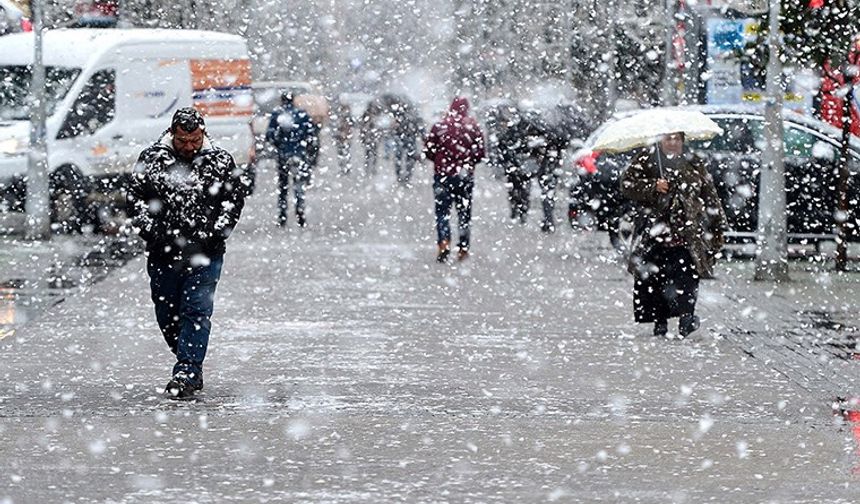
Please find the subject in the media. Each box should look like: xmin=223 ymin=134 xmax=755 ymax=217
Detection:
xmin=754 ymin=0 xmax=789 ymax=281
xmin=25 ymin=0 xmax=50 ymax=241
xmin=661 ymin=0 xmax=676 ymax=106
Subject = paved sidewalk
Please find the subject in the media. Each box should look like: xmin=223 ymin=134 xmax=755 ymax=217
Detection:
xmin=1 ymin=157 xmax=859 ymax=503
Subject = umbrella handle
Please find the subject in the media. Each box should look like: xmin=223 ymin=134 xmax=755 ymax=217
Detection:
xmin=656 ymin=146 xmax=664 ymax=179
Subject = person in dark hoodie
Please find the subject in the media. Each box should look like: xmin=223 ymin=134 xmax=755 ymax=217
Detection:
xmin=424 ymin=97 xmax=485 ymax=262
xmin=127 ymin=107 xmax=250 ymax=399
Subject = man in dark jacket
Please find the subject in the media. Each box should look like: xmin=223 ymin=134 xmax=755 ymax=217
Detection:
xmin=266 ymin=92 xmax=320 ymax=227
xmin=128 ymin=107 xmax=249 ymax=399
xmin=424 ymin=97 xmax=485 ymax=262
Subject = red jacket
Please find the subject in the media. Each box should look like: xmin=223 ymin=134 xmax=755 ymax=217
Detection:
xmin=424 ymin=97 xmax=485 ymax=177
xmin=820 ymin=49 xmax=860 ymax=136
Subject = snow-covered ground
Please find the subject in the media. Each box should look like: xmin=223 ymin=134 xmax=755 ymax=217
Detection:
xmin=1 ymin=143 xmax=859 ymax=502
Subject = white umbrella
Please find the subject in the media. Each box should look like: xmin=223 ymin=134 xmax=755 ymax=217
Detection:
xmin=590 ymin=108 xmax=724 ymax=153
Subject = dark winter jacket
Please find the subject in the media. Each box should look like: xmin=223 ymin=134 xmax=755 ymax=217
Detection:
xmin=424 ymin=97 xmax=485 ymax=177
xmin=620 ymin=148 xmax=728 ymax=278
xmin=128 ymin=132 xmax=249 ymax=263
xmin=265 ymin=103 xmax=320 ymax=160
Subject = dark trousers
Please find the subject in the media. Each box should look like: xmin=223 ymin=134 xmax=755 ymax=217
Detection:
xmin=336 ymin=138 xmax=351 ymax=174
xmin=537 ymin=168 xmax=558 ymax=229
xmin=434 ymin=173 xmax=474 ymax=250
xmin=633 ymin=245 xmax=699 ymax=323
xmin=505 ymin=168 xmax=531 ymax=221
xmin=277 ymin=155 xmax=311 ymax=224
xmin=147 ymin=254 xmax=224 ymax=382
xmin=394 ymin=137 xmax=417 ymax=184
xmin=363 ymin=142 xmax=378 ymax=175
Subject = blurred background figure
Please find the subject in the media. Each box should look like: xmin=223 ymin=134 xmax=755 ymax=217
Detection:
xmin=391 ymin=100 xmax=423 ymax=186
xmin=266 ymin=91 xmax=319 ymax=228
xmin=359 ymin=101 xmax=382 ymax=176
xmin=331 ymin=100 xmax=354 ymax=175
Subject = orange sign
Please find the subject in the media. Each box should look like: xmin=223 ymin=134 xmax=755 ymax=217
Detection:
xmin=190 ymin=59 xmax=253 ymax=117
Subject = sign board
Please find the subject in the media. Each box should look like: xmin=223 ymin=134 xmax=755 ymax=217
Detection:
xmin=705 ymin=0 xmax=767 ymax=14
xmin=706 ymin=18 xmax=746 ymax=104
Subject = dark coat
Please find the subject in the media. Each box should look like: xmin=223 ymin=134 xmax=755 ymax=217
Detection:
xmin=128 ymin=132 xmax=249 ymax=263
xmin=620 ymin=148 xmax=728 ymax=278
xmin=424 ymin=97 xmax=486 ymax=177
xmin=265 ymin=103 xmax=319 ymax=160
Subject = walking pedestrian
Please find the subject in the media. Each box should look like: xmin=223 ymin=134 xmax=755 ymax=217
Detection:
xmin=332 ymin=101 xmax=354 ymax=175
xmin=360 ymin=103 xmax=382 ymax=176
xmin=265 ymin=91 xmax=320 ymax=227
xmin=127 ymin=107 xmax=249 ymax=399
xmin=494 ymin=106 xmax=532 ymax=223
xmin=620 ymin=132 xmax=727 ymax=337
xmin=392 ymin=103 xmax=423 ymax=185
xmin=424 ymin=96 xmax=485 ymax=262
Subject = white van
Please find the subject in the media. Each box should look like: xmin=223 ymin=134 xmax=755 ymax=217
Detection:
xmin=0 ymin=28 xmax=255 ymax=228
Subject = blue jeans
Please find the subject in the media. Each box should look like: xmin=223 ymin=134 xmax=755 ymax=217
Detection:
xmin=433 ymin=174 xmax=474 ymax=250
xmin=146 ymin=254 xmax=224 ymax=383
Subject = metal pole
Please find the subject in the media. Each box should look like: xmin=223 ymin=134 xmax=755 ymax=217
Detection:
xmin=25 ymin=0 xmax=50 ymax=241
xmin=661 ymin=0 xmax=676 ymax=106
xmin=835 ymin=82 xmax=853 ymax=271
xmin=754 ymin=0 xmax=789 ymax=281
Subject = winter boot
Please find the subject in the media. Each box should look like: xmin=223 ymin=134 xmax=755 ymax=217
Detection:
xmin=436 ymin=240 xmax=450 ymax=263
xmin=679 ymin=314 xmax=701 ymax=337
xmin=297 ymin=211 xmax=307 ymax=228
xmin=653 ymin=319 xmax=668 ymax=337
xmin=164 ymin=378 xmax=193 ymax=400
xmin=457 ymin=247 xmax=469 ymax=262
xmin=164 ymin=371 xmax=200 ymax=400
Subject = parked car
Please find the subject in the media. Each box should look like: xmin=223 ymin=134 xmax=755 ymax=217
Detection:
xmin=0 ymin=28 xmax=256 ymax=232
xmin=569 ymin=104 xmax=860 ymax=251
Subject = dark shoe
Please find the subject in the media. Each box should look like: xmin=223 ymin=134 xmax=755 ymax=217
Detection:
xmin=164 ymin=378 xmax=193 ymax=400
xmin=653 ymin=320 xmax=668 ymax=337
xmin=297 ymin=212 xmax=307 ymax=228
xmin=164 ymin=371 xmax=200 ymax=399
xmin=540 ymin=222 xmax=555 ymax=233
xmin=436 ymin=240 xmax=450 ymax=263
xmin=277 ymin=216 xmax=287 ymax=227
xmin=679 ymin=314 xmax=701 ymax=337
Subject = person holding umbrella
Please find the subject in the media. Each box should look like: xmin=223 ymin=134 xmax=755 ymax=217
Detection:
xmin=593 ymin=109 xmax=727 ymax=337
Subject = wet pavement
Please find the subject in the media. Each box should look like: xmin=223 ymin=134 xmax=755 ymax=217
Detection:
xmin=0 ymin=232 xmax=142 ymax=342
xmin=1 ymin=154 xmax=860 ymax=503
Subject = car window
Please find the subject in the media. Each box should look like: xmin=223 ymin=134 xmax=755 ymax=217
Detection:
xmin=57 ymin=69 xmax=116 ymax=139
xmin=689 ymin=117 xmax=762 ymax=154
xmin=784 ymin=126 xmax=822 ymax=158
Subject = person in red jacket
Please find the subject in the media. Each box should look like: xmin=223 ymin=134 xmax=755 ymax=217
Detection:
xmin=424 ymin=97 xmax=486 ymax=262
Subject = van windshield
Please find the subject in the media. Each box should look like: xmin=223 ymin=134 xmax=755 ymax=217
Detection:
xmin=0 ymin=65 xmax=81 ymax=121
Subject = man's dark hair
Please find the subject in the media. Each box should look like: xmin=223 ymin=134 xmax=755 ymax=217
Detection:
xmin=281 ymin=91 xmax=295 ymax=106
xmin=171 ymin=107 xmax=205 ymax=133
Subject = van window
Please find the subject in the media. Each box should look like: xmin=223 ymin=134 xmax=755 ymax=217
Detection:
xmin=57 ymin=69 xmax=116 ymax=139
xmin=0 ymin=66 xmax=81 ymax=121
